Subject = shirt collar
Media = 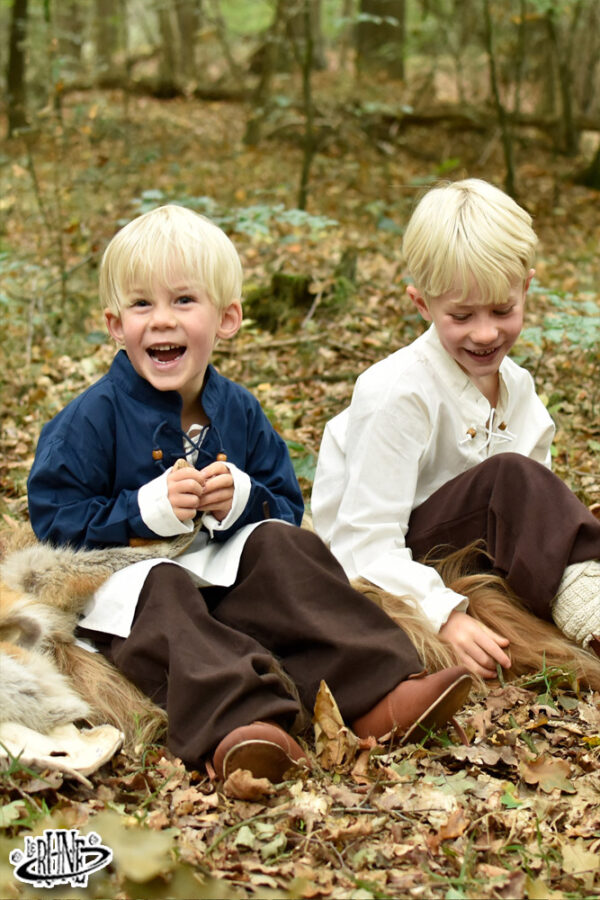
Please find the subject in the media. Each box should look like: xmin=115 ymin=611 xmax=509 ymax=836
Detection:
xmin=421 ymin=324 xmax=509 ymax=409
xmin=109 ymin=350 xmax=183 ymax=413
xmin=109 ymin=351 xmax=228 ymax=424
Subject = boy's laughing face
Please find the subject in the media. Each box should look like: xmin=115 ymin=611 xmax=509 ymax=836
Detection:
xmin=105 ymin=279 xmax=241 ymax=408
xmin=408 ymin=271 xmax=533 ymax=401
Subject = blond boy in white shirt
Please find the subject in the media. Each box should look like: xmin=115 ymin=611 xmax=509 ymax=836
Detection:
xmin=313 ymin=179 xmax=600 ymax=680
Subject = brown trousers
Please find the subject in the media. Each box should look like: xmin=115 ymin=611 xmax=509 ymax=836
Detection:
xmin=406 ymin=453 xmax=600 ymax=621
xmin=99 ymin=523 xmax=423 ymax=765
xmin=95 ymin=454 xmax=600 ymax=765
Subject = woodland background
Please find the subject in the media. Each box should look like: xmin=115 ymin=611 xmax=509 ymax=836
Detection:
xmin=0 ymin=1 xmax=600 ymax=898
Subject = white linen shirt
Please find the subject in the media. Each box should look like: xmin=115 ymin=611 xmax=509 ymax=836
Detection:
xmin=311 ymin=324 xmax=555 ymax=632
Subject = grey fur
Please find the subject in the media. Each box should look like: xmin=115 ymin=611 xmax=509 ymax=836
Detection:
xmin=0 ymin=525 xmax=195 ymax=736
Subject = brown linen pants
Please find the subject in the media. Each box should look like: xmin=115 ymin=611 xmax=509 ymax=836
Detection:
xmin=406 ymin=453 xmax=600 ymax=621
xmin=99 ymin=522 xmax=423 ymax=765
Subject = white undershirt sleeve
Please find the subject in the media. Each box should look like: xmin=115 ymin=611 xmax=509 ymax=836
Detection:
xmin=137 ymin=470 xmax=195 ymax=536
xmin=137 ymin=463 xmax=252 ymax=539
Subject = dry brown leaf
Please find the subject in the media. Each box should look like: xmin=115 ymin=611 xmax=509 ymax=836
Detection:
xmin=450 ymin=742 xmax=519 ymax=768
xmin=223 ymin=768 xmax=275 ymax=800
xmin=313 ymin=680 xmax=360 ymax=771
xmin=519 ymin=755 xmax=575 ymax=793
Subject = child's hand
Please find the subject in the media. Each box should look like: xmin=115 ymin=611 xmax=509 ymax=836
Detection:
xmin=439 ymin=610 xmax=511 ymax=679
xmin=195 ymin=461 xmax=234 ymax=522
xmin=167 ymin=461 xmax=234 ymax=523
xmin=167 ymin=465 xmax=206 ymax=522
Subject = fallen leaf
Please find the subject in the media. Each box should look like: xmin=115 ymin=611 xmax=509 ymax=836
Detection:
xmin=561 ymin=837 xmax=600 ymax=882
xmin=525 ymin=875 xmax=565 ymax=899
xmin=84 ymin=810 xmax=176 ymax=882
xmin=519 ymin=755 xmax=576 ymax=794
xmin=223 ymin=768 xmax=275 ymax=800
xmin=288 ymin=783 xmax=330 ymax=831
xmin=313 ymin=680 xmax=360 ymax=771
xmin=233 ymin=824 xmax=256 ymax=849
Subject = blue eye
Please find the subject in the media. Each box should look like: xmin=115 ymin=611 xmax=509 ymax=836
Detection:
xmin=131 ymin=298 xmax=150 ymax=308
xmin=176 ymin=295 xmax=195 ymax=305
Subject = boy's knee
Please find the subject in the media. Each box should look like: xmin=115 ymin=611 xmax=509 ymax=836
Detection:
xmin=247 ymin=520 xmax=326 ymax=557
xmin=478 ymin=452 xmax=546 ymax=484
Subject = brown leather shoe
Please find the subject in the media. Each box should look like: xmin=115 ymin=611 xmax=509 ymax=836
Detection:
xmin=352 ymin=666 xmax=472 ymax=745
xmin=212 ymin=721 xmax=309 ymax=782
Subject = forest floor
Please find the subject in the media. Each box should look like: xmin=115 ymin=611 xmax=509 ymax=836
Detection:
xmin=0 ymin=81 xmax=599 ymax=899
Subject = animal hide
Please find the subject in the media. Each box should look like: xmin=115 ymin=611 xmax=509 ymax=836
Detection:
xmin=2 ymin=524 xmax=599 ymax=753
xmin=0 ymin=525 xmax=308 ymax=748
xmin=0 ymin=526 xmax=196 ymax=746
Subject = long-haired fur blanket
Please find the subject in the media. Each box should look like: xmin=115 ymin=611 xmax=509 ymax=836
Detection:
xmin=1 ymin=524 xmax=599 ymax=752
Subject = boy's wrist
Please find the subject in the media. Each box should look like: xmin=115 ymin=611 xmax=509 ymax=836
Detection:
xmin=138 ymin=471 xmax=195 ymax=537
xmin=420 ymin=588 xmax=469 ymax=633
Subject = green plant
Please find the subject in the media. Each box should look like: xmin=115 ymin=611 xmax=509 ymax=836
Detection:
xmin=519 ymin=288 xmax=600 ymax=352
xmin=286 ymin=439 xmax=317 ymax=484
xmin=0 ymin=745 xmax=54 ymax=832
xmin=519 ymin=657 xmax=579 ymax=700
xmin=131 ymin=191 xmax=338 ymax=240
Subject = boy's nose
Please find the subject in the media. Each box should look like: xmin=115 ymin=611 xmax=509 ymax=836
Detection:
xmin=150 ymin=306 xmax=177 ymax=328
xmin=470 ymin=318 xmax=499 ymax=344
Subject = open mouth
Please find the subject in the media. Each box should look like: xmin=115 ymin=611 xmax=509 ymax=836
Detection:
xmin=466 ymin=346 xmax=499 ymax=359
xmin=147 ymin=344 xmax=186 ymax=364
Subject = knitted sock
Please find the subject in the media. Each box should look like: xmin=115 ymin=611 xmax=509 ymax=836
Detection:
xmin=551 ymin=560 xmax=600 ymax=647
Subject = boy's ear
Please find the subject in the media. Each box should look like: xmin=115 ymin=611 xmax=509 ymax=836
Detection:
xmin=407 ymin=285 xmax=432 ymax=322
xmin=524 ymin=268 xmax=535 ymax=293
xmin=104 ymin=310 xmax=124 ymax=343
xmin=217 ymin=299 xmax=243 ymax=340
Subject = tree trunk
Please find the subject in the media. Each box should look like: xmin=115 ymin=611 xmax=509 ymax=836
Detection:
xmin=512 ymin=0 xmax=527 ymax=117
xmin=244 ymin=0 xmax=290 ymax=145
xmin=174 ymin=0 xmax=201 ymax=80
xmin=298 ymin=0 xmax=316 ymax=209
xmin=157 ymin=0 xmax=179 ymax=94
xmin=95 ymin=0 xmax=121 ymax=85
xmin=55 ymin=0 xmax=84 ymax=78
xmin=482 ymin=0 xmax=515 ymax=197
xmin=6 ymin=0 xmax=29 ymax=136
xmin=339 ymin=0 xmax=354 ymax=71
xmin=545 ymin=5 xmax=580 ymax=156
xmin=355 ymin=0 xmax=405 ymax=80
xmin=575 ymin=144 xmax=600 ymax=190
xmin=205 ymin=0 xmax=243 ymax=82
xmin=574 ymin=1 xmax=600 ymax=115
xmin=287 ymin=0 xmax=326 ymax=70
xmin=250 ymin=0 xmax=325 ymax=75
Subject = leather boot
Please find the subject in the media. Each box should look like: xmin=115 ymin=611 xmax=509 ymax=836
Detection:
xmin=352 ymin=666 xmax=472 ymax=745
xmin=213 ymin=721 xmax=309 ymax=782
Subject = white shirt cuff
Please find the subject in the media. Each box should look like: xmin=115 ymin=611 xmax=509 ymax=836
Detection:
xmin=418 ymin=588 xmax=469 ymax=632
xmin=138 ymin=470 xmax=194 ymax=537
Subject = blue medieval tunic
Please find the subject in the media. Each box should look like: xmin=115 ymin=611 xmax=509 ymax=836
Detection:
xmin=28 ymin=350 xmax=304 ymax=636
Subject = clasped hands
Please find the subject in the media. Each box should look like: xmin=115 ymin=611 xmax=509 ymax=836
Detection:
xmin=167 ymin=461 xmax=234 ymax=523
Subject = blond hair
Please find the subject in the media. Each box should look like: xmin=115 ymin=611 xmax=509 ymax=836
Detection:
xmin=402 ymin=179 xmax=537 ymax=304
xmin=99 ymin=205 xmax=243 ymax=314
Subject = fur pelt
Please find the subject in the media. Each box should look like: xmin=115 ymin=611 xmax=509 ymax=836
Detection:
xmin=2 ymin=524 xmax=599 ymax=755
xmin=355 ymin=541 xmax=600 ymax=691
xmin=0 ymin=525 xmax=198 ymax=747
xmin=0 ymin=524 xmax=310 ymax=748
xmin=426 ymin=541 xmax=600 ymax=690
